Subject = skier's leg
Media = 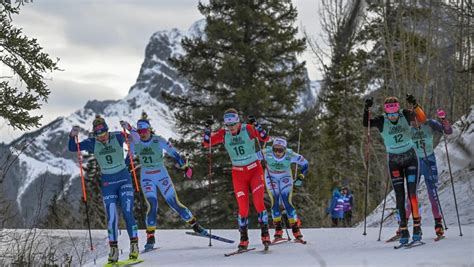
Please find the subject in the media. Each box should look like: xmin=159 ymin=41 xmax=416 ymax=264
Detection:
xmin=405 ymin=149 xmax=422 ymax=241
xmin=232 ymin=167 xmax=250 ymax=249
xmin=264 ymin=170 xmax=281 ymax=222
xmin=101 ymin=180 xmax=120 ymax=243
xmin=141 ymin=171 xmax=159 ymax=231
xmin=279 ymin=175 xmax=297 ymax=224
xmin=141 ymin=171 xmax=158 ymax=248
xmin=117 ymin=173 xmax=138 ymax=241
xmin=155 ymin=166 xmax=193 ymax=222
xmin=250 ymin=162 xmax=270 ymax=246
xmin=388 ymin=154 xmax=409 ymax=243
xmin=423 ymin=155 xmax=442 ymax=220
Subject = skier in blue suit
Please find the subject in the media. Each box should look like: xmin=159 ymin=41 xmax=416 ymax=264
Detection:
xmin=68 ymin=115 xmax=138 ymax=263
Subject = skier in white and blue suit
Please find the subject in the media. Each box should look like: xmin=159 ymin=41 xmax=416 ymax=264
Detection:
xmin=257 ymin=137 xmax=308 ymax=242
xmin=121 ymin=113 xmax=207 ymax=251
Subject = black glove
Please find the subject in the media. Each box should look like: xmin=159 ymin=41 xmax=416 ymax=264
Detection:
xmin=205 ymin=115 xmax=214 ymax=128
xmin=364 ymin=97 xmax=373 ymax=110
xmin=406 ymin=94 xmax=417 ymax=106
xmin=248 ymin=115 xmax=257 ymax=125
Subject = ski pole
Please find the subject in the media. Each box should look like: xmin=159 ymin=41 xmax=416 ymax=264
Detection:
xmin=377 ymin=174 xmax=390 ymax=241
xmin=75 ymin=135 xmax=94 ymax=251
xmin=443 ymin=132 xmax=463 ymax=236
xmin=122 ymin=129 xmax=140 ymax=192
xmin=206 ymin=115 xmax=214 ymax=247
xmin=363 ymin=109 xmax=371 ymax=236
xmin=293 ymin=128 xmax=303 ymax=180
xmin=122 ymin=127 xmax=148 ymax=229
xmin=413 ymin=117 xmax=448 ymax=230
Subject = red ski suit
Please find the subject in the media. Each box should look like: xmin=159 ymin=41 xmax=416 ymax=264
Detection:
xmin=203 ymin=124 xmax=269 ymax=218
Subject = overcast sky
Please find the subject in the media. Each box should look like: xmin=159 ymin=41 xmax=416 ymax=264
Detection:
xmin=0 ymin=0 xmax=323 ymax=143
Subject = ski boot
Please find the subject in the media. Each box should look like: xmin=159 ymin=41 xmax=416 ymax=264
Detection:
xmin=238 ymin=227 xmax=249 ymax=251
xmin=273 ymin=221 xmax=284 ymax=239
xmin=188 ymin=217 xmax=208 ymax=235
xmin=399 ymin=227 xmax=410 ymax=245
xmin=144 ymin=230 xmax=155 ymax=251
xmin=412 ymin=217 xmax=422 ymax=241
xmin=434 ymin=218 xmax=444 ymax=238
xmin=129 ymin=238 xmax=139 ymax=260
xmin=291 ymin=219 xmax=305 ymax=243
xmin=107 ymin=241 xmax=119 ymax=263
xmin=413 ymin=225 xmax=422 ymax=241
xmin=261 ymin=223 xmax=271 ymax=249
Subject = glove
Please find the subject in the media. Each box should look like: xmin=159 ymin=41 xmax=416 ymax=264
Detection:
xmin=120 ymin=120 xmax=132 ymax=131
xmin=248 ymin=116 xmax=263 ymax=131
xmin=294 ymin=173 xmax=304 ymax=187
xmin=436 ymin=109 xmax=446 ymax=120
xmin=364 ymin=97 xmax=373 ymax=110
xmin=182 ymin=162 xmax=193 ymax=179
xmin=205 ymin=115 xmax=214 ymax=128
xmin=406 ymin=94 xmax=417 ymax=106
xmin=70 ymin=126 xmax=80 ymax=138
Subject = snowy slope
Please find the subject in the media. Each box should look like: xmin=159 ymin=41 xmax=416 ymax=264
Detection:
xmin=364 ymin=105 xmax=474 ymax=228
xmin=1 ymin=227 xmax=472 ymax=266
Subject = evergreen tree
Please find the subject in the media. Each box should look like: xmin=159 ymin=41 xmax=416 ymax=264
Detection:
xmin=0 ymin=2 xmax=59 ymax=130
xmin=164 ymin=0 xmax=307 ymax=228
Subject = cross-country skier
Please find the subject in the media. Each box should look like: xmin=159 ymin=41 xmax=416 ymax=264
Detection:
xmin=256 ymin=137 xmax=308 ymax=242
xmin=120 ymin=113 xmax=208 ymax=251
xmin=406 ymin=108 xmax=452 ymax=238
xmin=341 ymin=187 xmax=353 ymax=227
xmin=203 ymin=108 xmax=270 ymax=250
xmin=363 ymin=94 xmax=427 ymax=245
xmin=68 ymin=115 xmax=139 ymax=263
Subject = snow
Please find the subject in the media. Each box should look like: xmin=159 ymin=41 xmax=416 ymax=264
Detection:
xmin=78 ymin=227 xmax=472 ymax=267
xmin=2 ymin=227 xmax=471 ymax=266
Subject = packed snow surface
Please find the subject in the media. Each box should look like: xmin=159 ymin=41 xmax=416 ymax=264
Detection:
xmin=74 ymin=226 xmax=474 ymax=267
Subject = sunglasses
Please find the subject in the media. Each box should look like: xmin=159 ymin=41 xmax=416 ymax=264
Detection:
xmin=273 ymin=147 xmax=286 ymax=153
xmin=96 ymin=131 xmax=107 ymax=138
xmin=137 ymin=128 xmax=150 ymax=134
xmin=386 ymin=112 xmax=399 ymax=118
xmin=225 ymin=122 xmax=238 ymax=127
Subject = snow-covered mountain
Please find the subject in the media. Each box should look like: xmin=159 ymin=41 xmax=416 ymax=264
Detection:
xmin=0 ymin=20 xmax=318 ymax=227
xmin=363 ymin=105 xmax=474 ymax=228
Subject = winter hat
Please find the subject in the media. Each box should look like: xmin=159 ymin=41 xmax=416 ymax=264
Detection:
xmin=92 ymin=115 xmax=108 ymax=135
xmin=223 ymin=108 xmax=240 ymax=125
xmin=384 ymin=96 xmax=400 ymax=113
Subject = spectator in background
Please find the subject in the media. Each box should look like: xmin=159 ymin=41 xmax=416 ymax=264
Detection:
xmin=327 ymin=187 xmax=344 ymax=227
xmin=341 ymin=187 xmax=354 ymax=227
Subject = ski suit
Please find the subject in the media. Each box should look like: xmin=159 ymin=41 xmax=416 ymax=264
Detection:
xmin=327 ymin=189 xmax=344 ymax=227
xmin=406 ymin=119 xmax=452 ymax=221
xmin=256 ymin=146 xmax=308 ymax=225
xmin=341 ymin=192 xmax=353 ymax=226
xmin=129 ymin=132 xmax=194 ymax=231
xmin=363 ymin=108 xmax=423 ymax=230
xmin=69 ymin=132 xmax=138 ymax=243
xmin=203 ymin=123 xmax=269 ymax=228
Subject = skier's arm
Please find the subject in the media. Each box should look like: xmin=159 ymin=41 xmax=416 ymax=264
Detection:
xmin=202 ymin=128 xmax=225 ymax=148
xmin=363 ymin=109 xmax=384 ymax=132
xmin=405 ymin=94 xmax=427 ymax=124
xmin=68 ymin=136 xmax=95 ymax=153
xmin=160 ymin=138 xmax=185 ymax=166
xmin=428 ymin=119 xmax=453 ymax=135
xmin=246 ymin=124 xmax=269 ymax=142
xmin=290 ymin=152 xmax=309 ymax=176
